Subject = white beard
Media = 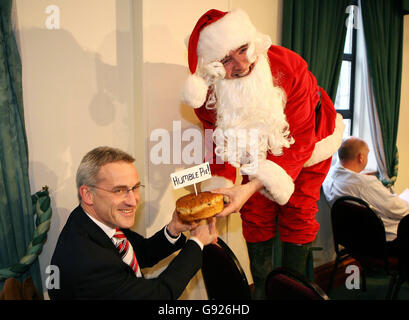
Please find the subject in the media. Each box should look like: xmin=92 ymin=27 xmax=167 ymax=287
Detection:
xmin=212 ymin=54 xmax=294 ymax=171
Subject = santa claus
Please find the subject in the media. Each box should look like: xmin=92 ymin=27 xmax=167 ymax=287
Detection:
xmin=181 ymin=8 xmax=344 ymax=299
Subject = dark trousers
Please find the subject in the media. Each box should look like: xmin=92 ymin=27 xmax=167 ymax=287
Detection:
xmin=247 ymin=239 xmax=312 ymax=300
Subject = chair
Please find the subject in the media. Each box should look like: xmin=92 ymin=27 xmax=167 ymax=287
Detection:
xmin=265 ymin=267 xmax=329 ymax=300
xmin=0 ymin=277 xmax=42 ymax=300
xmin=202 ymin=237 xmax=251 ymax=300
xmin=327 ymin=196 xmax=397 ymax=293
xmin=389 ymin=214 xmax=409 ymax=299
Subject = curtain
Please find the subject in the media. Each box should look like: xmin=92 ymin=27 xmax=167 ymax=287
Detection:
xmin=0 ymin=0 xmax=43 ymax=294
xmin=353 ymin=5 xmax=386 ymax=175
xmin=282 ymin=0 xmax=350 ymax=100
xmin=403 ymin=0 xmax=409 ymax=14
xmin=279 ymin=0 xmax=350 ymax=279
xmin=360 ymin=0 xmax=404 ymax=187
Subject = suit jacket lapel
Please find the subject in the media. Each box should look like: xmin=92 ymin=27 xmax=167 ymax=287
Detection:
xmin=73 ymin=205 xmax=118 ymax=252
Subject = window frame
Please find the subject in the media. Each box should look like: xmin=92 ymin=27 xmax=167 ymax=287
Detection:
xmin=335 ymin=1 xmax=358 ymax=135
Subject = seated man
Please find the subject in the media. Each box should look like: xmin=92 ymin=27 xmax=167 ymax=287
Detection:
xmin=323 ymin=137 xmax=409 ymax=242
xmin=49 ymin=146 xmax=217 ymax=300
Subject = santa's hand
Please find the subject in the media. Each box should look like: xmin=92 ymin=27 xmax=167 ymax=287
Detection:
xmin=182 ymin=60 xmax=225 ymax=109
xmin=211 ymin=180 xmax=263 ymax=217
xmin=199 ymin=61 xmax=226 ymax=83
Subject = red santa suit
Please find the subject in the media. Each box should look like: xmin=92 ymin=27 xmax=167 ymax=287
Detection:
xmin=181 ymin=9 xmax=344 ymax=245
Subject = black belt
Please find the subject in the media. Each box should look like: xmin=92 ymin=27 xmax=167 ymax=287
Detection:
xmin=315 ymin=90 xmax=322 ymax=129
xmin=315 ymin=90 xmax=322 ymax=114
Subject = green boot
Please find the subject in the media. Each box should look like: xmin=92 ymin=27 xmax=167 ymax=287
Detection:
xmin=246 ymin=238 xmax=274 ymax=300
xmin=281 ymin=242 xmax=312 ymax=278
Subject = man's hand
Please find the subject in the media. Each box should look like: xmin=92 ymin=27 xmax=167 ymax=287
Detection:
xmin=167 ymin=209 xmax=198 ymax=237
xmin=190 ymin=217 xmax=218 ymax=245
xmin=212 ymin=179 xmax=263 ymax=217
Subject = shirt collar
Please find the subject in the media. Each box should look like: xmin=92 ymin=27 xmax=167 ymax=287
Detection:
xmin=83 ymin=209 xmax=116 ymax=239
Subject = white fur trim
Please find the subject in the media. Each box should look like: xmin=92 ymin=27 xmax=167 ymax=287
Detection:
xmin=200 ymin=175 xmax=234 ymax=192
xmin=254 ymin=34 xmax=272 ymax=55
xmin=197 ymin=8 xmax=268 ymax=64
xmin=181 ymin=74 xmax=209 ymax=108
xmin=304 ymin=113 xmax=345 ymax=167
xmin=242 ymin=159 xmax=294 ymax=205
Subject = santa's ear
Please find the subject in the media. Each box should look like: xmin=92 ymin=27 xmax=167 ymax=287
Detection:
xmin=254 ymin=34 xmax=272 ymax=55
xmin=246 ymin=42 xmax=257 ymax=64
xmin=79 ymin=185 xmax=94 ymax=205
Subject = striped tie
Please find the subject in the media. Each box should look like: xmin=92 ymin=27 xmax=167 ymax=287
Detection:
xmin=112 ymin=228 xmax=141 ymax=277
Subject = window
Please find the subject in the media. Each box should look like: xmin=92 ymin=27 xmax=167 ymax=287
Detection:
xmin=334 ymin=2 xmax=357 ymax=137
xmin=333 ymin=1 xmax=378 ymax=172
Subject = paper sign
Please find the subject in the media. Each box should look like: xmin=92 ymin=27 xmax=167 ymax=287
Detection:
xmin=399 ymin=188 xmax=409 ymax=205
xmin=170 ymin=163 xmax=211 ymax=190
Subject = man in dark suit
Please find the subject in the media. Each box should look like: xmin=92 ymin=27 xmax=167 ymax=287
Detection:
xmin=49 ymin=146 xmax=217 ymax=299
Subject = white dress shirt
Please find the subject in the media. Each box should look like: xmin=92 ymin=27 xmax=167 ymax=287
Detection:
xmin=84 ymin=210 xmax=204 ymax=250
xmin=323 ymin=163 xmax=409 ymax=241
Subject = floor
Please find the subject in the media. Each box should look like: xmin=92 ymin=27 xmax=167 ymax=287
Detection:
xmin=328 ymin=268 xmax=409 ymax=300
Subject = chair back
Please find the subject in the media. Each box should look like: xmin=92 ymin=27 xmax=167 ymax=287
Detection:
xmin=331 ymin=196 xmax=387 ymax=260
xmin=265 ymin=267 xmax=329 ymax=300
xmin=397 ymin=214 xmax=409 ymax=274
xmin=202 ymin=237 xmax=251 ymax=300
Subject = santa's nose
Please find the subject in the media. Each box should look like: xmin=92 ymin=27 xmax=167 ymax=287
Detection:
xmin=233 ymin=56 xmax=250 ymax=70
xmin=231 ymin=58 xmax=251 ymax=77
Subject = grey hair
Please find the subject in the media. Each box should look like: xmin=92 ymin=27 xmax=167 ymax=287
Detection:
xmin=76 ymin=146 xmax=135 ymax=201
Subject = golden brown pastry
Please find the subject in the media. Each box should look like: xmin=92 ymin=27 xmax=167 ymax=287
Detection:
xmin=176 ymin=192 xmax=224 ymax=221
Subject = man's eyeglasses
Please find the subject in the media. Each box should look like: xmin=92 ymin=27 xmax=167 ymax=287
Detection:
xmin=89 ymin=182 xmax=145 ymax=198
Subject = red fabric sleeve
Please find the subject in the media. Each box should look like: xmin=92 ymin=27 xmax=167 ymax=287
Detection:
xmin=193 ymin=46 xmax=325 ymax=185
xmin=266 ymin=46 xmax=319 ymax=181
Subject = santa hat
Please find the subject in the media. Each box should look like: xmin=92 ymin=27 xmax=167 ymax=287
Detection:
xmin=181 ymin=8 xmax=272 ymax=108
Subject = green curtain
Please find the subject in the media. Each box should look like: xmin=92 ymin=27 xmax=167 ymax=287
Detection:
xmin=282 ymin=0 xmax=350 ymax=101
xmin=403 ymin=0 xmax=409 ymax=14
xmin=0 ymin=0 xmax=42 ymax=294
xmin=278 ymin=0 xmax=350 ymax=280
xmin=360 ymin=0 xmax=404 ymax=186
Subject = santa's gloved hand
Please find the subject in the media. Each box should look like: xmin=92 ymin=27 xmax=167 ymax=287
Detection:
xmin=198 ymin=61 xmax=226 ymax=84
xmin=181 ymin=61 xmax=226 ymax=109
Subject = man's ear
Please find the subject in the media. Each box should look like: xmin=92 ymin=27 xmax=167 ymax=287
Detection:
xmin=79 ymin=185 xmax=94 ymax=206
xmin=358 ymin=153 xmax=364 ymax=163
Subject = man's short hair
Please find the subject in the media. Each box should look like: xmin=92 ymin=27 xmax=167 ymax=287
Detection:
xmin=76 ymin=146 xmax=135 ymax=201
xmin=338 ymin=137 xmax=367 ymax=162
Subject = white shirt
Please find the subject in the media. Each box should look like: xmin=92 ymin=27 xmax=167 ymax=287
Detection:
xmin=83 ymin=210 xmax=204 ymax=250
xmin=322 ymin=163 xmax=409 ymax=241
xmin=84 ymin=211 xmax=144 ymax=277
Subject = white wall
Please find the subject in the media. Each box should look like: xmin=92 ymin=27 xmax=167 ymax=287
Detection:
xmin=15 ymin=0 xmax=137 ymax=298
xmin=140 ymin=0 xmax=284 ymax=299
xmin=141 ymin=0 xmax=283 ymax=299
xmin=141 ymin=0 xmax=230 ymax=300
xmin=15 ymin=0 xmax=282 ymax=300
xmin=15 ymin=0 xmax=408 ymax=300
xmin=395 ymin=15 xmax=409 ymax=194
